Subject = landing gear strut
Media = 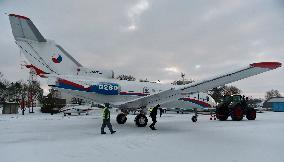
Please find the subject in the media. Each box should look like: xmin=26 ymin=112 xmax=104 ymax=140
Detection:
xmin=191 ymin=108 xmax=198 ymax=122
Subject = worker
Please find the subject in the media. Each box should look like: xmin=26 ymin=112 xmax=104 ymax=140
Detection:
xmin=159 ymin=107 xmax=163 ymax=117
xmin=149 ymin=104 xmax=160 ymax=130
xmin=101 ymin=103 xmax=116 ymax=134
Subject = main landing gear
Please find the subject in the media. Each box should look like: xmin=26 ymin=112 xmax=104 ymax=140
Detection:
xmin=116 ymin=108 xmax=149 ymax=127
xmin=116 ymin=113 xmax=127 ymax=124
xmin=134 ymin=114 xmax=148 ymax=127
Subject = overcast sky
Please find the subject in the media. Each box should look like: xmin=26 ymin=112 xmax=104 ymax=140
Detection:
xmin=0 ymin=0 xmax=283 ymax=98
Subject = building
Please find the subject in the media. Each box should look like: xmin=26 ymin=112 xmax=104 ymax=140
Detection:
xmin=263 ymin=97 xmax=284 ymax=112
xmin=2 ymin=102 xmax=19 ymax=114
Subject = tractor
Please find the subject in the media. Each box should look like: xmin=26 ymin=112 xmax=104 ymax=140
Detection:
xmin=216 ymin=95 xmax=256 ymax=121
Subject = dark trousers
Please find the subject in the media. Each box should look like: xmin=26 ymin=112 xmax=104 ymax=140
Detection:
xmin=149 ymin=117 xmax=157 ymax=128
xmin=101 ymin=119 xmax=113 ymax=133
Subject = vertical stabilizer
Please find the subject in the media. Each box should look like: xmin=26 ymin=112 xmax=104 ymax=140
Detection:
xmin=9 ymin=14 xmax=82 ymax=76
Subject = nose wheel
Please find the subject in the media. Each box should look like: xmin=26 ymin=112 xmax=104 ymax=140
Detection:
xmin=191 ymin=108 xmax=198 ymax=122
xmin=191 ymin=115 xmax=197 ymax=122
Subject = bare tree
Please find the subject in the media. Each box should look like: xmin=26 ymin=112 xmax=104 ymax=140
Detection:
xmin=172 ymin=80 xmax=194 ymax=85
xmin=223 ymin=85 xmax=241 ymax=96
xmin=265 ymin=89 xmax=282 ymax=100
xmin=208 ymin=85 xmax=242 ymax=103
xmin=139 ymin=78 xmax=149 ymax=82
xmin=117 ymin=74 xmax=136 ymax=81
xmin=208 ymin=86 xmax=224 ymax=103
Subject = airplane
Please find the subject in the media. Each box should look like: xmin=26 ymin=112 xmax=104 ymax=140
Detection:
xmin=8 ymin=14 xmax=282 ymax=127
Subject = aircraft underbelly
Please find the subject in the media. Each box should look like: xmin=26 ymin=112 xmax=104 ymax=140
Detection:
xmin=56 ymin=88 xmax=140 ymax=104
xmin=162 ymin=100 xmax=204 ymax=110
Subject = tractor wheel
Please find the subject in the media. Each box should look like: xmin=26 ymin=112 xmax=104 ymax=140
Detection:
xmin=231 ymin=105 xmax=244 ymax=121
xmin=116 ymin=113 xmax=127 ymax=124
xmin=246 ymin=108 xmax=256 ymax=120
xmin=134 ymin=114 xmax=148 ymax=127
xmin=216 ymin=107 xmax=229 ymax=121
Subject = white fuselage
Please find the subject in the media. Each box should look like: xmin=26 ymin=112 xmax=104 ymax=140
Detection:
xmin=50 ymin=75 xmax=215 ymax=110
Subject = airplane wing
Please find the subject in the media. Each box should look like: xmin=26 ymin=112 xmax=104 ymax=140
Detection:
xmin=118 ymin=62 xmax=281 ymax=109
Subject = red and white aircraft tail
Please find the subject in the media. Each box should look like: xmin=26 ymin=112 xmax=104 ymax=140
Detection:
xmin=9 ymin=14 xmax=114 ymax=78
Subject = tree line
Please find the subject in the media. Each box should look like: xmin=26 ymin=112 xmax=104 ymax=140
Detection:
xmin=0 ymin=72 xmax=43 ymax=105
xmin=1 ymin=72 xmax=280 ymax=105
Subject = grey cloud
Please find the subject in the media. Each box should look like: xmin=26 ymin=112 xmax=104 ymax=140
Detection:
xmin=0 ymin=0 xmax=283 ymax=98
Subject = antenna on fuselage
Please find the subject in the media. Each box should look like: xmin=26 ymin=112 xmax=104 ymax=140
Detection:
xmin=181 ymin=72 xmax=185 ymax=85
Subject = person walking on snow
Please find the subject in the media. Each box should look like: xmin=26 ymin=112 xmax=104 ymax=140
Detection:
xmin=159 ymin=107 xmax=163 ymax=117
xmin=101 ymin=103 xmax=116 ymax=134
xmin=149 ymin=104 xmax=160 ymax=130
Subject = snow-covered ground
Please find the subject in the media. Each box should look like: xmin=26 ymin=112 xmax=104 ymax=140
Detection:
xmin=1 ymin=108 xmax=284 ymax=162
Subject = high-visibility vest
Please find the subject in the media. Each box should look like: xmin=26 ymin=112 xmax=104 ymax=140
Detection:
xmin=102 ymin=108 xmax=110 ymax=120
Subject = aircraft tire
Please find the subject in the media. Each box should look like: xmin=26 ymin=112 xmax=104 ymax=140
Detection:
xmin=231 ymin=105 xmax=244 ymax=121
xmin=246 ymin=108 xmax=256 ymax=120
xmin=116 ymin=113 xmax=127 ymax=124
xmin=134 ymin=114 xmax=148 ymax=127
xmin=191 ymin=116 xmax=197 ymax=122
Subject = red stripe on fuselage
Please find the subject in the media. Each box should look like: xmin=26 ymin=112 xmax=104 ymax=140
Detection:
xmin=58 ymin=79 xmax=86 ymax=90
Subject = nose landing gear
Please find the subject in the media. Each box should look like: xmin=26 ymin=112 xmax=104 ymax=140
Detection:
xmin=191 ymin=108 xmax=198 ymax=122
xmin=191 ymin=115 xmax=197 ymax=122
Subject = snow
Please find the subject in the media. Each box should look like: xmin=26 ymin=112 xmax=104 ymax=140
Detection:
xmin=1 ymin=107 xmax=284 ymax=162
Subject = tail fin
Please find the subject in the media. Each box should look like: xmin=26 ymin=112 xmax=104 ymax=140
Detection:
xmin=9 ymin=14 xmax=82 ymax=76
